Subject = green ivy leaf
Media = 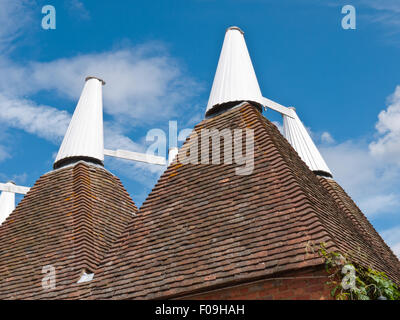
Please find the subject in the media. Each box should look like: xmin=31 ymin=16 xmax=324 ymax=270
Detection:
xmin=331 ymin=285 xmax=340 ymax=297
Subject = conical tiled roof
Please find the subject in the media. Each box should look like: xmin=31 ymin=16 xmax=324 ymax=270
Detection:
xmin=0 ymin=162 xmax=137 ymax=299
xmin=91 ymin=103 xmax=400 ymax=300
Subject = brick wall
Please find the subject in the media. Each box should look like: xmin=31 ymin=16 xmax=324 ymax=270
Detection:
xmin=182 ymin=267 xmax=332 ymax=300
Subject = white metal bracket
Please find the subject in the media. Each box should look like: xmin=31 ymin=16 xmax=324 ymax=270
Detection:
xmin=104 ymin=149 xmax=167 ymax=166
xmin=262 ymin=97 xmax=295 ymax=118
xmin=0 ymin=183 xmax=30 ymax=195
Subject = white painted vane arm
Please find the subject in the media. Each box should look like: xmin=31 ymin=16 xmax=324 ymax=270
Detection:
xmin=104 ymin=149 xmax=167 ymax=166
xmin=261 ymin=97 xmax=295 ymax=118
xmin=0 ymin=183 xmax=30 ymax=195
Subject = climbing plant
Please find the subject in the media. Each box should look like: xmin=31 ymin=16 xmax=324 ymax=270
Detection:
xmin=318 ymin=243 xmax=400 ymax=300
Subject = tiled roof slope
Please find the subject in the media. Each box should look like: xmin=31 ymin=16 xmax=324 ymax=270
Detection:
xmin=318 ymin=177 xmax=400 ymax=283
xmin=0 ymin=161 xmax=137 ymax=299
xmin=92 ymin=103 xmax=400 ymax=300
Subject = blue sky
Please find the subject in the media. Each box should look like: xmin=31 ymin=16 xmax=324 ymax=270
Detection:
xmin=0 ymin=0 xmax=400 ymax=256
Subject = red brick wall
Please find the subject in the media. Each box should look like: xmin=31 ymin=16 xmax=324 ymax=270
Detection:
xmin=183 ymin=267 xmax=332 ymax=300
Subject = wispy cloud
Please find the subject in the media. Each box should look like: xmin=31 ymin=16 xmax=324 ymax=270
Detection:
xmin=0 ymin=1 xmax=202 ymax=185
xmin=262 ymin=115 xmax=400 ymax=218
xmin=381 ymin=226 xmax=400 ymax=258
xmin=0 ymin=45 xmax=200 ymax=183
xmin=0 ymin=171 xmax=28 ymax=185
xmin=330 ymin=0 xmax=400 ymax=36
xmin=361 ymin=0 xmax=400 ymax=13
xmin=359 ymin=194 xmax=400 ymax=217
xmin=369 ymin=86 xmax=400 ymax=164
xmin=0 ymin=46 xmax=200 ymax=125
xmin=357 ymin=0 xmax=400 ymax=44
xmin=320 ymin=139 xmax=400 ymax=217
xmin=104 ymin=124 xmax=144 ymax=153
xmin=0 ymin=145 xmax=10 ymax=163
xmin=0 ymin=93 xmax=71 ymax=142
xmin=320 ymin=132 xmax=335 ymax=144
xmin=272 ymin=86 xmax=400 ymax=219
xmin=68 ymin=0 xmax=91 ymax=20
xmin=0 ymin=0 xmax=34 ymax=53
xmin=289 ymin=85 xmax=400 ymax=255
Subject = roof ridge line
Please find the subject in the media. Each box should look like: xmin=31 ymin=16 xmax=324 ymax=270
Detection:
xmin=276 ymin=134 xmax=398 ymax=280
xmin=319 ymin=177 xmax=400 ymax=282
xmin=249 ymin=106 xmax=339 ymax=254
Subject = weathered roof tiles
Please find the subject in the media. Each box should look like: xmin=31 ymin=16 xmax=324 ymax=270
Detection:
xmin=0 ymin=162 xmax=137 ymax=299
xmin=91 ymin=103 xmax=400 ymax=300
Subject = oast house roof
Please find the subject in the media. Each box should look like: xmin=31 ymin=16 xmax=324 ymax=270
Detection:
xmin=90 ymin=103 xmax=400 ymax=299
xmin=0 ymin=162 xmax=137 ymax=299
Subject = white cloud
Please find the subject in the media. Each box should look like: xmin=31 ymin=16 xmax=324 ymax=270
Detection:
xmin=104 ymin=123 xmax=145 ymax=153
xmin=0 ymin=0 xmax=174 ymax=197
xmin=275 ymin=119 xmax=391 ymax=216
xmin=362 ymin=0 xmax=400 ymax=12
xmin=106 ymin=156 xmax=166 ymax=184
xmin=0 ymin=91 xmax=164 ymax=180
xmin=0 ymin=129 xmax=12 ymax=163
xmin=0 ymin=171 xmax=27 ymax=185
xmin=359 ymin=0 xmax=400 ymax=22
xmin=0 ymin=4 xmax=200 ymax=178
xmin=68 ymin=0 xmax=90 ymax=20
xmin=320 ymin=140 xmax=400 ymax=216
xmin=320 ymin=0 xmax=400 ymax=39
xmin=381 ymin=226 xmax=400 ymax=258
xmin=321 ymin=131 xmax=335 ymax=144
xmin=0 ymin=45 xmax=200 ymax=179
xmin=359 ymin=194 xmax=400 ymax=216
xmin=0 ymin=93 xmax=71 ymax=142
xmin=0 ymin=46 xmax=200 ymax=125
xmin=103 ymin=122 xmax=167 ymax=183
xmin=319 ymin=86 xmax=400 ymax=217
xmin=0 ymin=0 xmax=33 ymax=52
xmin=0 ymin=41 xmax=201 ymax=179
xmin=391 ymin=243 xmax=400 ymax=258
xmin=369 ymin=86 xmax=400 ymax=164
xmin=272 ymin=121 xmax=335 ymax=146
xmin=268 ymin=118 xmax=396 ymax=217
xmin=0 ymin=145 xmax=10 ymax=162
xmin=183 ymin=109 xmax=203 ymax=128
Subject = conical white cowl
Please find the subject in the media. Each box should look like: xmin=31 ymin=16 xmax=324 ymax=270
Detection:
xmin=283 ymin=108 xmax=332 ymax=177
xmin=54 ymin=77 xmax=105 ymax=169
xmin=0 ymin=182 xmax=16 ymax=225
xmin=206 ymin=26 xmax=263 ymax=116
